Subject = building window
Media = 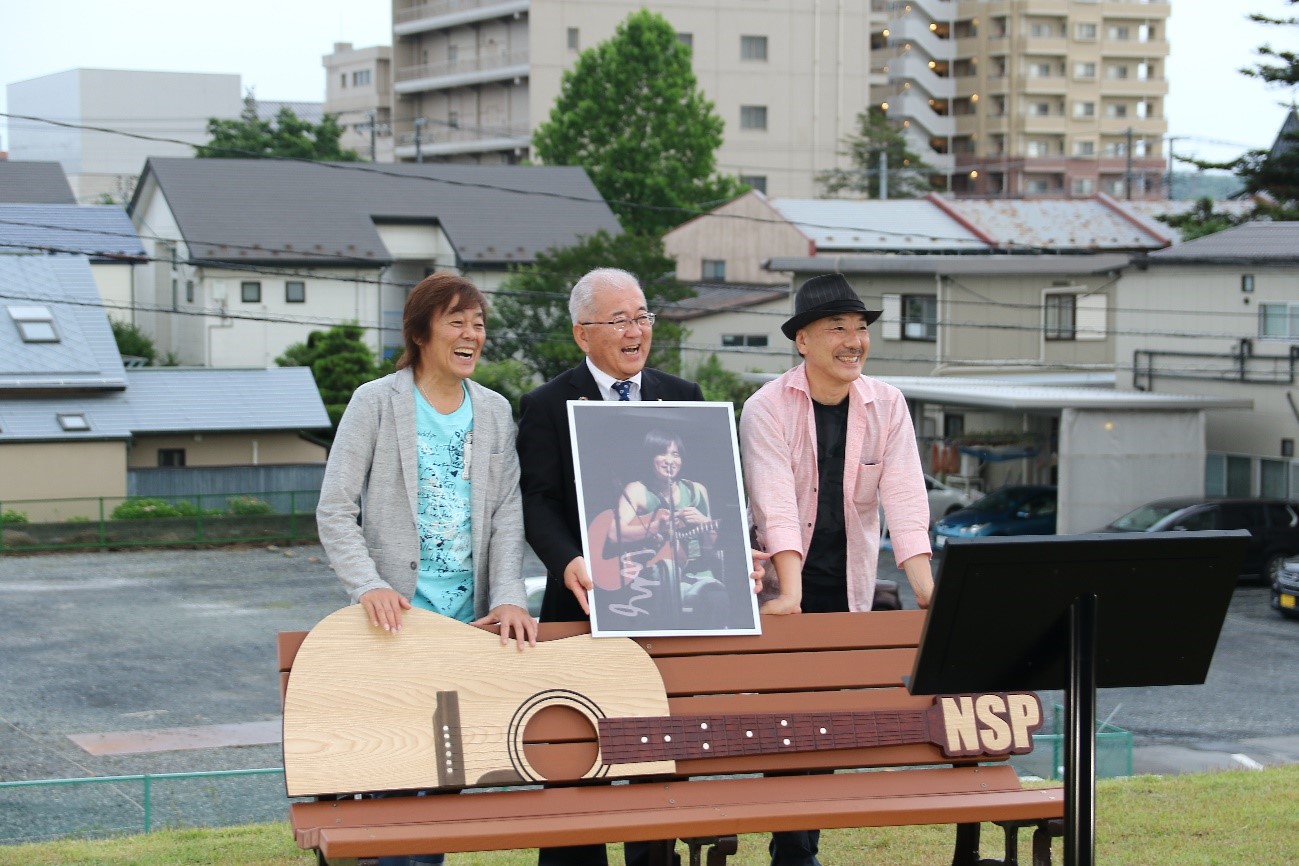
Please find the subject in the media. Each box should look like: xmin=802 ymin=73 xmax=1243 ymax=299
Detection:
xmin=448 ymin=44 xmax=459 ymax=63
xmin=1242 ymin=274 xmax=1255 ymax=293
xmin=678 ymin=32 xmax=693 ymax=49
xmin=741 ymin=35 xmax=768 ymax=61
xmin=901 ymin=295 xmax=938 ymax=341
xmin=1107 ymin=25 xmax=1131 ymax=41
xmin=722 ymin=334 xmax=769 ymax=348
xmin=740 ymin=174 xmax=767 ymax=194
xmin=1028 ymin=101 xmax=1052 ymax=116
xmin=352 ymin=69 xmax=371 ymax=87
xmin=158 ymin=448 xmax=186 ymax=468
xmin=340 ymin=73 xmax=346 ymax=88
xmin=241 ymin=281 xmax=262 ymax=303
xmin=6 ymin=305 xmax=59 ymax=343
xmin=1045 ymin=294 xmax=1077 ymax=340
xmin=1107 ymin=64 xmax=1129 ymax=79
xmin=740 ymin=105 xmax=768 ymax=130
xmin=1260 ymin=302 xmax=1299 ymax=338
xmin=1076 ymin=22 xmax=1098 ymax=40
xmin=57 ymin=413 xmax=90 ymax=432
xmin=1073 ymin=101 xmax=1096 ymax=117
xmin=1106 ymin=103 xmax=1128 ymax=118
xmin=567 ymin=27 xmax=579 ymax=50
xmin=1071 ymin=177 xmax=1095 ymax=196
xmin=186 ymin=280 xmax=194 ymax=303
xmin=1074 ymin=62 xmax=1096 ymax=79
xmin=286 ymin=281 xmax=306 ymax=303
xmin=1028 ymin=62 xmax=1053 ymax=78
xmin=1072 ymin=140 xmax=1095 ymax=156
xmin=701 ymin=259 xmax=727 ymax=281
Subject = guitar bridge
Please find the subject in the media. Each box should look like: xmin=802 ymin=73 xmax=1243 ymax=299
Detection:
xmin=434 ymin=690 xmax=465 ymax=787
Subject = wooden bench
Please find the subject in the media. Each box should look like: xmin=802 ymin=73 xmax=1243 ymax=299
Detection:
xmin=279 ymin=607 xmax=1064 ymax=866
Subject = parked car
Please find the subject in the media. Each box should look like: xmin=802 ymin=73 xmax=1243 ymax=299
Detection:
xmin=933 ymin=485 xmax=1058 ymax=549
xmin=1271 ymin=558 xmax=1299 ymax=619
xmin=924 ymin=474 xmax=982 ymax=526
xmin=1096 ymin=496 xmax=1299 ymax=583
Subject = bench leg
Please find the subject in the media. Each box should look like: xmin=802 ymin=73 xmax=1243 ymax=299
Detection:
xmin=682 ymin=835 xmax=739 ymax=866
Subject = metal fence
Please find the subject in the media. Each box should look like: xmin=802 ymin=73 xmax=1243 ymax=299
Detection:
xmin=0 ymin=768 xmax=289 ymax=845
xmin=0 ymin=490 xmax=320 ymax=553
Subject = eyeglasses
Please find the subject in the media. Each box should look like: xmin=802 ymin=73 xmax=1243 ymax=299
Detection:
xmin=578 ymin=312 xmax=656 ymax=333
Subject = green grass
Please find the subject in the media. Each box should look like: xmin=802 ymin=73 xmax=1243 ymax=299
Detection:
xmin=2 ymin=766 xmax=1296 ymax=866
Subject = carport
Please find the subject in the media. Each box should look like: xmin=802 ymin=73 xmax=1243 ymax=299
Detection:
xmin=880 ymin=377 xmax=1253 ymax=533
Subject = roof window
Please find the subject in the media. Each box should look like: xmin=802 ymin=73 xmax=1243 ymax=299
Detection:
xmin=57 ymin=413 xmax=90 ymax=432
xmin=7 ymin=305 xmax=60 ymax=343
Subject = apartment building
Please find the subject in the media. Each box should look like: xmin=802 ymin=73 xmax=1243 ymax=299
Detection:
xmin=323 ymin=43 xmax=395 ymax=162
xmin=388 ymin=0 xmax=871 ymax=197
xmin=873 ymin=0 xmax=1170 ymax=199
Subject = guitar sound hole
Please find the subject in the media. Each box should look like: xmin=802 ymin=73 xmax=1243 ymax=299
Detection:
xmin=521 ymin=705 xmax=599 ymax=781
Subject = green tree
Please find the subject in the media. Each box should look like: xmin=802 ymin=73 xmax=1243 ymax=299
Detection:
xmin=531 ymin=10 xmax=745 ymax=236
xmin=470 ymin=359 xmax=534 ymax=419
xmin=276 ymin=324 xmax=382 ymax=438
xmin=1156 ymin=196 xmax=1248 ymax=241
xmin=110 ymin=319 xmax=157 ymax=365
xmin=1169 ymin=6 xmax=1299 ymax=232
xmin=816 ymin=107 xmax=937 ymax=199
xmin=687 ymin=354 xmax=762 ymax=421
xmin=198 ymin=94 xmax=361 ymax=161
xmin=489 ymin=230 xmax=692 ymax=382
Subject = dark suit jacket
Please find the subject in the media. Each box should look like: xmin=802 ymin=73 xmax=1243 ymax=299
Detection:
xmin=517 ymin=362 xmax=705 ymax=622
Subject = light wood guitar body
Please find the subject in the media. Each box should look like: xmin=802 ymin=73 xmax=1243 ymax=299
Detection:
xmin=282 ymin=606 xmax=674 ymax=797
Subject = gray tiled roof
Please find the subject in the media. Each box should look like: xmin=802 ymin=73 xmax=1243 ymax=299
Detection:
xmin=660 ymin=282 xmax=789 ymax=321
xmin=121 ymin=367 xmax=330 ymax=433
xmin=771 ymin=198 xmax=987 ymax=252
xmin=132 ymin=158 xmax=621 ymax=267
xmin=1146 ymin=221 xmax=1299 ymax=263
xmin=0 ymin=205 xmax=146 ymax=260
xmin=0 ymin=255 xmax=126 ymax=390
xmin=0 ymin=161 xmax=76 ymax=204
xmin=0 ymin=367 xmax=329 ymax=443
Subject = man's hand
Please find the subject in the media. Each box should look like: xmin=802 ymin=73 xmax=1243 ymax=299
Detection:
xmin=359 ymin=587 xmax=412 ymax=633
xmin=759 ymin=594 xmax=802 ymax=615
xmin=748 ymin=548 xmax=770 ymax=595
xmin=473 ymin=604 xmax=539 ymax=651
xmin=563 ymin=555 xmax=593 ymax=616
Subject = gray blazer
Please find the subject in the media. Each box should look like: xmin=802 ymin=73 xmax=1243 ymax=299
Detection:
xmin=316 ymin=368 xmax=528 ymax=617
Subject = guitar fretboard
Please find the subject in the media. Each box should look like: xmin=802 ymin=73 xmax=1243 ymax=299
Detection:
xmin=599 ymin=708 xmax=932 ymax=764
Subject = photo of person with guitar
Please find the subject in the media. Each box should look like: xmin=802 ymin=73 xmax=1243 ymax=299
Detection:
xmin=570 ymin=401 xmax=760 ymax=637
xmin=601 ymin=429 xmax=727 ymax=630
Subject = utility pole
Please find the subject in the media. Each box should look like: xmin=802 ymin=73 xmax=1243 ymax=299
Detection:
xmin=414 ymin=117 xmax=427 ymax=163
xmin=879 ymin=151 xmax=888 ymax=200
xmin=1124 ymin=127 xmax=1134 ymax=200
xmin=1165 ymin=136 xmax=1182 ymax=200
xmin=367 ymin=111 xmax=377 ymax=162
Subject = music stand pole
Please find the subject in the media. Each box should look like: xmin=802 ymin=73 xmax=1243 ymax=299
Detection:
xmin=1065 ymin=592 xmax=1099 ymax=866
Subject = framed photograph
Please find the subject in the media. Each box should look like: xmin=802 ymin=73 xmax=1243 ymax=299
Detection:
xmin=568 ymin=401 xmax=760 ymax=637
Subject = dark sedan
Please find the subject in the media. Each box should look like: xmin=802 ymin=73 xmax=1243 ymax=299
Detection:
xmin=1098 ymin=496 xmax=1299 ymax=583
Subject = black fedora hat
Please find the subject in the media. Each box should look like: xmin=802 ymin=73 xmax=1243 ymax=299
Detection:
xmin=781 ymin=273 xmax=882 ymax=340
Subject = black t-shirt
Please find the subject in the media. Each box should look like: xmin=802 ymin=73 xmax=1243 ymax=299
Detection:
xmin=802 ymin=397 xmax=849 ymax=612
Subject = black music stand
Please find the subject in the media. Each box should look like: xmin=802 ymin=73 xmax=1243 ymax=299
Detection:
xmin=909 ymin=531 xmax=1249 ymax=866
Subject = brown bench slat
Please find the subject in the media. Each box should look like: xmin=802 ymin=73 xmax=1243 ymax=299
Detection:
xmin=294 ymin=765 xmax=1060 ymax=858
xmin=275 ymin=611 xmax=929 ymax=674
xmin=632 ymin=610 xmax=927 ymax=656
xmin=654 ymin=647 xmax=915 ymax=695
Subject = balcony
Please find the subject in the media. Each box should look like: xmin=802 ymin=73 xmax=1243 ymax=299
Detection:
xmin=1100 ymin=38 xmax=1169 ymax=58
xmin=1018 ymin=74 xmax=1070 ymax=95
xmin=393 ymin=121 xmax=531 ymax=158
xmin=395 ymin=48 xmax=530 ymax=93
xmin=395 ymin=0 xmax=529 ymax=35
xmin=1099 ymin=76 xmax=1169 ymax=97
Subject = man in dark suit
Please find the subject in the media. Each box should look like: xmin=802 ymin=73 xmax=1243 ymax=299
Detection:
xmin=517 ymin=267 xmax=702 ymax=866
xmin=519 ymin=267 xmax=704 ymax=625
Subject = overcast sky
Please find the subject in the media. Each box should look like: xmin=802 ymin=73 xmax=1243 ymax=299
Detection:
xmin=1 ymin=0 xmax=1296 ymax=170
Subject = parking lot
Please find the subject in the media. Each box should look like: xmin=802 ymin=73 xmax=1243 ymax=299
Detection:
xmin=1 ymin=543 xmax=1297 ymax=843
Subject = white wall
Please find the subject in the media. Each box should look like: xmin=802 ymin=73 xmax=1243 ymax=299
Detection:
xmin=1057 ymin=408 xmax=1205 ymax=533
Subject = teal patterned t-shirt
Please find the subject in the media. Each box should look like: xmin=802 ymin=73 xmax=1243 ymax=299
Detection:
xmin=413 ymin=383 xmax=474 ymax=622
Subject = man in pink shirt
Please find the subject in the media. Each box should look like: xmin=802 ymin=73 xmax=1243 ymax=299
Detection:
xmin=739 ymin=272 xmax=935 ymax=864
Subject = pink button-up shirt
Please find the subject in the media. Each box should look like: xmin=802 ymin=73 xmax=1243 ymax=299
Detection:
xmin=739 ymin=364 xmax=931 ymax=611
